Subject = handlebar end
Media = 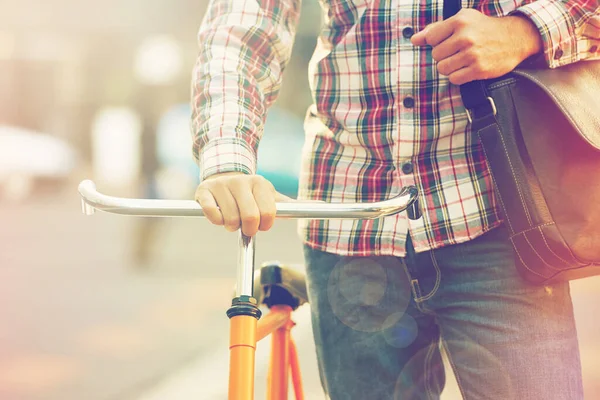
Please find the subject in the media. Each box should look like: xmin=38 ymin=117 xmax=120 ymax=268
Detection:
xmin=78 ymin=179 xmax=96 ymax=194
xmin=79 ymin=180 xmax=97 ymax=216
xmin=406 ymin=186 xmax=422 ymax=221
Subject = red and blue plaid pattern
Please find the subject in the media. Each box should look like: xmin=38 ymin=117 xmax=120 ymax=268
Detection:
xmin=192 ymin=0 xmax=600 ymax=256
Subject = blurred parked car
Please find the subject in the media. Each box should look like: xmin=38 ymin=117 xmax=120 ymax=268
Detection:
xmin=0 ymin=125 xmax=77 ymax=201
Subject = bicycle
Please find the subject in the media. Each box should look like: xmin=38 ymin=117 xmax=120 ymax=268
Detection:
xmin=77 ymin=179 xmax=420 ymax=400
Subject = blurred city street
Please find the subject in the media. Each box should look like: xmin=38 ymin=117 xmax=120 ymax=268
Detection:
xmin=0 ymin=182 xmax=599 ymax=400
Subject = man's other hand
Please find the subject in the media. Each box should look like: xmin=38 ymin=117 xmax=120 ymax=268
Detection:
xmin=411 ymin=9 xmax=543 ymax=85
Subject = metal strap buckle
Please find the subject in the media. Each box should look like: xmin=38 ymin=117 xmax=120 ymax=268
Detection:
xmin=466 ymin=96 xmax=497 ymax=124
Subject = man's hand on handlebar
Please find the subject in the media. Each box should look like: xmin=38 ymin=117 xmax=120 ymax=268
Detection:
xmin=195 ymin=172 xmax=291 ymax=237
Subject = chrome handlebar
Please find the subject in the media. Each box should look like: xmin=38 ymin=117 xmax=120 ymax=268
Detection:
xmin=78 ymin=180 xmax=419 ymax=220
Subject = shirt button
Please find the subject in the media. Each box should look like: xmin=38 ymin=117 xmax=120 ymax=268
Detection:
xmin=401 ymin=162 xmax=414 ymax=174
xmin=554 ymin=48 xmax=564 ymax=60
xmin=402 ymin=26 xmax=414 ymax=39
xmin=403 ymin=97 xmax=415 ymax=108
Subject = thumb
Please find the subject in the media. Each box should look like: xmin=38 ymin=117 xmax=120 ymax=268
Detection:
xmin=275 ymin=192 xmax=294 ymax=202
xmin=411 ymin=27 xmax=430 ymax=46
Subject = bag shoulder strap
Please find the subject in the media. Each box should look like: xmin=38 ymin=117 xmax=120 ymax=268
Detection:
xmin=442 ymin=0 xmax=495 ymax=118
xmin=443 ymin=0 xmax=461 ymax=19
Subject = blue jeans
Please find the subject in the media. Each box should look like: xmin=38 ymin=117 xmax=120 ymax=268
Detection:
xmin=303 ymin=225 xmax=583 ymax=399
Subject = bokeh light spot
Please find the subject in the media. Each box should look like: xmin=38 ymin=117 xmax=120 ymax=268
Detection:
xmin=327 ymin=257 xmax=411 ymax=333
xmin=383 ymin=313 xmax=419 ymax=348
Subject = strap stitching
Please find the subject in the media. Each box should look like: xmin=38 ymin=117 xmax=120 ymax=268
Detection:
xmin=476 ymin=122 xmax=515 ymax=234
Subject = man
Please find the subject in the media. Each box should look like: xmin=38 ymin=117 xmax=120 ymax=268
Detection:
xmin=191 ymin=1 xmax=599 ymax=398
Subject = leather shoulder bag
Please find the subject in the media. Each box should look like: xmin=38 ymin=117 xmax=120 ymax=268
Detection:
xmin=444 ymin=0 xmax=600 ymax=284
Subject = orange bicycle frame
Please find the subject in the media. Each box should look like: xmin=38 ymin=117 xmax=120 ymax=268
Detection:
xmin=228 ymin=305 xmax=304 ymax=400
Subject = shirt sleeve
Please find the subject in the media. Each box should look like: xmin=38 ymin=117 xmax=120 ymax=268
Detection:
xmin=191 ymin=0 xmax=302 ymax=180
xmin=512 ymin=0 xmax=600 ymax=68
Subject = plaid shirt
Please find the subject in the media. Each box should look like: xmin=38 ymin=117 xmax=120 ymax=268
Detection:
xmin=192 ymin=0 xmax=600 ymax=257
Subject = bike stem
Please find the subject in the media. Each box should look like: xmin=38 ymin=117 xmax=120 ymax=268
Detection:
xmin=237 ymin=234 xmax=256 ymax=297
